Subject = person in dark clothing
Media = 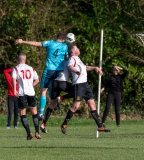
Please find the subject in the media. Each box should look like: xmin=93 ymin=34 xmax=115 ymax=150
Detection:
xmin=101 ymin=66 xmax=129 ymax=126
xmin=3 ymin=68 xmax=19 ymax=129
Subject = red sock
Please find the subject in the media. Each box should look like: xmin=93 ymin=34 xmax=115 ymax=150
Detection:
xmin=60 ymin=96 xmax=64 ymax=101
xmin=42 ymin=122 xmax=46 ymax=126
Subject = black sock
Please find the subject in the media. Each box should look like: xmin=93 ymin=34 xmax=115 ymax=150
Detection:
xmin=62 ymin=109 xmax=74 ymax=125
xmin=20 ymin=115 xmax=31 ymax=135
xmin=32 ymin=114 xmax=39 ymax=133
xmin=43 ymin=107 xmax=53 ymax=124
xmin=91 ymin=110 xmax=102 ymax=128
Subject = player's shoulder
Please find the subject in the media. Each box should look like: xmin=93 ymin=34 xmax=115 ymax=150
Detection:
xmin=68 ymin=56 xmax=73 ymax=61
xmin=12 ymin=64 xmax=20 ymax=73
xmin=68 ymin=56 xmax=76 ymax=64
xmin=54 ymin=40 xmax=68 ymax=47
xmin=62 ymin=42 xmax=68 ymax=48
xmin=55 ymin=40 xmax=67 ymax=46
xmin=13 ymin=64 xmax=19 ymax=69
xmin=17 ymin=63 xmax=33 ymax=69
xmin=42 ymin=39 xmax=53 ymax=46
xmin=69 ymin=56 xmax=78 ymax=61
xmin=25 ymin=64 xmax=34 ymax=69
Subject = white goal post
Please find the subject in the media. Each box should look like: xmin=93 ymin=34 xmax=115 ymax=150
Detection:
xmin=96 ymin=29 xmax=104 ymax=138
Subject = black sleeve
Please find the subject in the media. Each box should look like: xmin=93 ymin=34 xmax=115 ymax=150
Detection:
xmin=121 ymin=68 xmax=129 ymax=79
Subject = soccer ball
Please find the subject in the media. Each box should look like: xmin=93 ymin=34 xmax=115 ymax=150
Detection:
xmin=66 ymin=33 xmax=75 ymax=43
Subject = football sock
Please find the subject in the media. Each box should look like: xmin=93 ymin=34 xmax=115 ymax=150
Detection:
xmin=20 ymin=115 xmax=31 ymax=135
xmin=91 ymin=110 xmax=103 ymax=128
xmin=43 ymin=107 xmax=53 ymax=124
xmin=62 ymin=109 xmax=74 ymax=125
xmin=60 ymin=96 xmax=64 ymax=101
xmin=32 ymin=114 xmax=39 ymax=133
xmin=39 ymin=96 xmax=46 ymax=115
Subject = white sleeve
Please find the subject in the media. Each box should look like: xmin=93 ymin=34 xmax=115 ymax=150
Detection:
xmin=11 ymin=68 xmax=17 ymax=79
xmin=68 ymin=57 xmax=75 ymax=67
xmin=33 ymin=70 xmax=39 ymax=80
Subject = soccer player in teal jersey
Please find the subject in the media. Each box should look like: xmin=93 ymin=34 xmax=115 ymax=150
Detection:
xmin=15 ymin=33 xmax=68 ymax=119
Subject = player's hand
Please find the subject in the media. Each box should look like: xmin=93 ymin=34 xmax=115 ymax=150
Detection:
xmin=15 ymin=39 xmax=23 ymax=44
xmin=100 ymin=88 xmax=104 ymax=93
xmin=76 ymin=71 xmax=81 ymax=75
xmin=114 ymin=66 xmax=122 ymax=71
xmin=14 ymin=90 xmax=19 ymax=97
xmin=95 ymin=67 xmax=103 ymax=76
xmin=117 ymin=66 xmax=123 ymax=70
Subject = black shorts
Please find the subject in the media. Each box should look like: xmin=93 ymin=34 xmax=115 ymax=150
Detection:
xmin=51 ymin=80 xmax=73 ymax=100
xmin=18 ymin=95 xmax=37 ymax=110
xmin=73 ymin=82 xmax=94 ymax=102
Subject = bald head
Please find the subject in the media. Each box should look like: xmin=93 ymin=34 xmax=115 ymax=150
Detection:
xmin=18 ymin=53 xmax=26 ymax=63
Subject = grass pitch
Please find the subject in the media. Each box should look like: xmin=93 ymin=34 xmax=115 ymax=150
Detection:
xmin=0 ymin=115 xmax=143 ymax=160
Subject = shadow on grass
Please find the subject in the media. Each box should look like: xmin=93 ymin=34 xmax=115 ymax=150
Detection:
xmin=0 ymin=132 xmax=144 ymax=139
xmin=1 ymin=146 xmax=139 ymax=150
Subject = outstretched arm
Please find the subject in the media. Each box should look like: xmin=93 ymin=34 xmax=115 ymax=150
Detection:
xmin=86 ymin=66 xmax=103 ymax=76
xmin=15 ymin=39 xmax=42 ymax=47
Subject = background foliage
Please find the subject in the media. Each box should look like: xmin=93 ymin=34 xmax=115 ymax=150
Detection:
xmin=0 ymin=0 xmax=144 ymax=117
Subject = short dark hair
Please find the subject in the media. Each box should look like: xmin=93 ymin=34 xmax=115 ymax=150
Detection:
xmin=56 ymin=32 xmax=66 ymax=40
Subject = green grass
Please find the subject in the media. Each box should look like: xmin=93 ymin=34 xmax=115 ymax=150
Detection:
xmin=0 ymin=115 xmax=144 ymax=160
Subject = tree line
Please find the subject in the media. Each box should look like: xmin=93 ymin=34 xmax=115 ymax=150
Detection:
xmin=0 ymin=0 xmax=144 ymax=117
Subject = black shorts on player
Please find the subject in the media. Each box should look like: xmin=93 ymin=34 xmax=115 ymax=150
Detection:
xmin=51 ymin=80 xmax=73 ymax=100
xmin=18 ymin=95 xmax=37 ymax=109
xmin=73 ymin=82 xmax=94 ymax=102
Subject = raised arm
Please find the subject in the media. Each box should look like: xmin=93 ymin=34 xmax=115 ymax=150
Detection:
xmin=15 ymin=39 xmax=42 ymax=47
xmin=121 ymin=68 xmax=129 ymax=79
xmin=115 ymin=66 xmax=129 ymax=79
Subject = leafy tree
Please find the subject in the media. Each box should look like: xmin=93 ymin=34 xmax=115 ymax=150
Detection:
xmin=0 ymin=0 xmax=144 ymax=116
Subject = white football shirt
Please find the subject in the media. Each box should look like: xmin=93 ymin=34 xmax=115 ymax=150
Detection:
xmin=68 ymin=56 xmax=87 ymax=85
xmin=12 ymin=64 xmax=38 ymax=96
xmin=55 ymin=61 xmax=70 ymax=81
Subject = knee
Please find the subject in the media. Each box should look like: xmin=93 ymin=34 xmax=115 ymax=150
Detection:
xmin=40 ymin=88 xmax=48 ymax=96
xmin=30 ymin=107 xmax=37 ymax=115
xmin=71 ymin=103 xmax=80 ymax=112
